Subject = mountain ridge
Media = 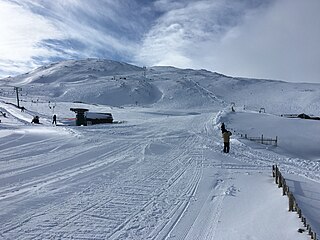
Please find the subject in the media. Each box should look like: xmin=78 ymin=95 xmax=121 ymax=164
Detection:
xmin=1 ymin=58 xmax=320 ymax=115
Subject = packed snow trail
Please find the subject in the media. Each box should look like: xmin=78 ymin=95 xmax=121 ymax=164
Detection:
xmin=0 ymin=110 xmax=205 ymax=239
xmin=0 ymin=106 xmax=310 ymax=240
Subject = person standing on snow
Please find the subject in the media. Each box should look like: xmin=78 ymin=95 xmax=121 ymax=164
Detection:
xmin=222 ymin=130 xmax=232 ymax=153
xmin=52 ymin=114 xmax=57 ymax=125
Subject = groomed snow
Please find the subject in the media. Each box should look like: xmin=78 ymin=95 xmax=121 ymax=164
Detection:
xmin=0 ymin=59 xmax=319 ymax=239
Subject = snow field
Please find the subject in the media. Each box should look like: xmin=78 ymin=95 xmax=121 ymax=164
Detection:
xmin=0 ymin=104 xmax=313 ymax=239
xmin=1 ymin=60 xmax=319 ymax=239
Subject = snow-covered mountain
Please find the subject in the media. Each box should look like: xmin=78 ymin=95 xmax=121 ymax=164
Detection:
xmin=0 ymin=59 xmax=319 ymax=240
xmin=2 ymin=58 xmax=320 ymax=115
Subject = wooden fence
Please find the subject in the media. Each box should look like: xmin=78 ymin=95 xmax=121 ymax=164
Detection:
xmin=228 ymin=128 xmax=278 ymax=146
xmin=272 ymin=165 xmax=317 ymax=240
xmin=240 ymin=133 xmax=278 ymax=146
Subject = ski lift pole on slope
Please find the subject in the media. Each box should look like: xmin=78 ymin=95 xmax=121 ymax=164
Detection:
xmin=14 ymin=86 xmax=22 ymax=108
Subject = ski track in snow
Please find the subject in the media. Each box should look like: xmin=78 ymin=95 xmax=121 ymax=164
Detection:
xmin=1 ymin=116 xmax=316 ymax=239
xmin=0 ymin=109 xmax=304 ymax=240
xmin=1 ymin=62 xmax=319 ymax=239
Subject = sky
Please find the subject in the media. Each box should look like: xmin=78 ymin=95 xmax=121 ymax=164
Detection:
xmin=0 ymin=0 xmax=319 ymax=83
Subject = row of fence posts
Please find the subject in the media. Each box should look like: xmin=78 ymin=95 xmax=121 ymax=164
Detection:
xmin=227 ymin=127 xmax=277 ymax=146
xmin=239 ymin=133 xmax=278 ymax=146
xmin=272 ymin=165 xmax=317 ymax=240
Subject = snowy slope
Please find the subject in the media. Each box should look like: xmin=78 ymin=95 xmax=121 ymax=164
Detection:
xmin=2 ymin=58 xmax=320 ymax=114
xmin=0 ymin=59 xmax=319 ymax=239
xmin=2 ymin=59 xmax=162 ymax=106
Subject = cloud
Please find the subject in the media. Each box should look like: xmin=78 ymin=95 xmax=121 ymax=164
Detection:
xmin=137 ymin=0 xmax=320 ymax=83
xmin=135 ymin=0 xmax=272 ymax=67
xmin=0 ymin=0 xmax=155 ymax=76
xmin=0 ymin=0 xmax=319 ymax=83
xmin=153 ymin=0 xmax=189 ymax=12
xmin=0 ymin=0 xmax=64 ymax=75
xmin=207 ymin=0 xmax=320 ymax=83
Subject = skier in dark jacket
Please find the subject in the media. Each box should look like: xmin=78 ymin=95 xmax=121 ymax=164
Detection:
xmin=31 ymin=116 xmax=40 ymax=124
xmin=52 ymin=114 xmax=57 ymax=125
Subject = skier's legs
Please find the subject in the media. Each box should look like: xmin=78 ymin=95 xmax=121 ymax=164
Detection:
xmin=223 ymin=142 xmax=227 ymax=153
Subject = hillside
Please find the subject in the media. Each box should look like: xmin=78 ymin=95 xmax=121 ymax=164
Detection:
xmin=2 ymin=58 xmax=320 ymax=115
xmin=0 ymin=59 xmax=319 ymax=239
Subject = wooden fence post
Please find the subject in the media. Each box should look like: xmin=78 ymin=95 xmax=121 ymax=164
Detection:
xmin=293 ymin=198 xmax=298 ymax=211
xmin=288 ymin=191 xmax=294 ymax=211
xmin=308 ymin=225 xmax=312 ymax=236
xmin=261 ymin=134 xmax=264 ymax=144
xmin=303 ymin=217 xmax=307 ymax=227
xmin=297 ymin=207 xmax=302 ymax=218
xmin=272 ymin=165 xmax=276 ymax=177
xmin=282 ymin=179 xmax=286 ymax=195
xmin=278 ymin=173 xmax=283 ymax=188
xmin=271 ymin=166 xmax=318 ymax=240
xmin=275 ymin=136 xmax=278 ymax=146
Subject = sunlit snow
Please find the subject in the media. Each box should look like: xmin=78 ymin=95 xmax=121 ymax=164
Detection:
xmin=0 ymin=59 xmax=319 ymax=239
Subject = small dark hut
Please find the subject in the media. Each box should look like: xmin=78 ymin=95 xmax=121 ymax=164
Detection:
xmin=86 ymin=112 xmax=113 ymax=125
xmin=70 ymin=108 xmax=113 ymax=126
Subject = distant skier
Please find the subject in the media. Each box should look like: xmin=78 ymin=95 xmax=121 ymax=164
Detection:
xmin=52 ymin=114 xmax=57 ymax=125
xmin=222 ymin=130 xmax=232 ymax=153
xmin=31 ymin=116 xmax=40 ymax=124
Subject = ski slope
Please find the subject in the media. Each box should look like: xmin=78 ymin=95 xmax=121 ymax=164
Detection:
xmin=0 ymin=59 xmax=319 ymax=239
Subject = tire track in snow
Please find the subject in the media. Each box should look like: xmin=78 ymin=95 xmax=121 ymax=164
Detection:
xmin=1 ymin=111 xmax=240 ymax=239
xmin=0 ymin=139 xmax=145 ymax=238
xmin=0 ymin=136 xmax=70 ymax=164
xmin=150 ymin=148 xmax=204 ymax=240
xmin=1 ymin=127 xmax=195 ymax=238
xmin=51 ymin=133 xmax=200 ymax=239
xmin=105 ymin=135 xmax=202 ymax=240
xmin=182 ymin=175 xmax=230 ymax=240
xmin=0 ymin=139 xmax=142 ymax=201
xmin=0 ymin=132 xmax=26 ymax=149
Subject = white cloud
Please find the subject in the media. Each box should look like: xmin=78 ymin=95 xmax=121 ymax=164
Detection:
xmin=0 ymin=1 xmax=63 ymax=69
xmin=153 ymin=0 xmax=188 ymax=12
xmin=136 ymin=0 xmax=264 ymax=68
xmin=137 ymin=0 xmax=320 ymax=83
xmin=207 ymin=0 xmax=320 ymax=83
xmin=0 ymin=0 xmax=147 ymax=76
xmin=0 ymin=0 xmax=319 ymax=83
